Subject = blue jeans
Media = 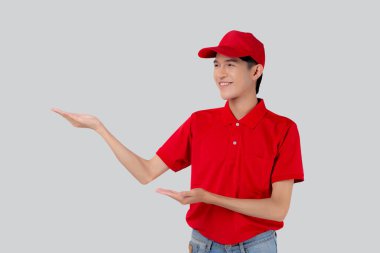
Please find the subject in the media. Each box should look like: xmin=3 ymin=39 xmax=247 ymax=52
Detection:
xmin=189 ymin=229 xmax=277 ymax=253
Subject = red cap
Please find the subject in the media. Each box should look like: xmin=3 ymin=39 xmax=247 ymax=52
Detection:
xmin=198 ymin=30 xmax=265 ymax=68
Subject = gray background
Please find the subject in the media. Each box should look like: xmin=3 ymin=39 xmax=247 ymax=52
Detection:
xmin=1 ymin=0 xmax=379 ymax=252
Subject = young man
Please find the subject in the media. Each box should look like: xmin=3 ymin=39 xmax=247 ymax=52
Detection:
xmin=52 ymin=30 xmax=304 ymax=253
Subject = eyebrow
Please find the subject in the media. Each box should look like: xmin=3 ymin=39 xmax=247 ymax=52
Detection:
xmin=213 ymin=58 xmax=239 ymax=64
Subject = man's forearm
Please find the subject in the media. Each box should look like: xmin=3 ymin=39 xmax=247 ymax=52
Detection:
xmin=95 ymin=123 xmax=151 ymax=185
xmin=205 ymin=192 xmax=285 ymax=222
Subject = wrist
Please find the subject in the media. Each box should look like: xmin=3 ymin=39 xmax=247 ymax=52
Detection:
xmin=94 ymin=122 xmax=106 ymax=135
xmin=204 ymin=191 xmax=215 ymax=204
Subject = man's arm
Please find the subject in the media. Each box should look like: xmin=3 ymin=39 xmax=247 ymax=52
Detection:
xmin=96 ymin=124 xmax=169 ymax=185
xmin=205 ymin=179 xmax=294 ymax=222
xmin=157 ymin=179 xmax=295 ymax=222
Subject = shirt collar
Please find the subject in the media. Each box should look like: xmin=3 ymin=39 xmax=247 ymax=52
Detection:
xmin=222 ymin=97 xmax=268 ymax=129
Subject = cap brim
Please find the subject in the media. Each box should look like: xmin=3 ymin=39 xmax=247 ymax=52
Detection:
xmin=198 ymin=46 xmax=246 ymax=58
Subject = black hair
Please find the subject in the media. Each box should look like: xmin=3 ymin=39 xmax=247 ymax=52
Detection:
xmin=239 ymin=56 xmax=263 ymax=94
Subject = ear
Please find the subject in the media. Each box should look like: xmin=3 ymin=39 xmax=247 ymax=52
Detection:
xmin=250 ymin=64 xmax=264 ymax=80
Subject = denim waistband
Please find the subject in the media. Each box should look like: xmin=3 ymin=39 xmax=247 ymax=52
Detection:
xmin=191 ymin=229 xmax=276 ymax=251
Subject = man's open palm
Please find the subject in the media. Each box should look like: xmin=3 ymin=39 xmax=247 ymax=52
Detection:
xmin=156 ymin=187 xmax=209 ymax=205
xmin=51 ymin=108 xmax=102 ymax=131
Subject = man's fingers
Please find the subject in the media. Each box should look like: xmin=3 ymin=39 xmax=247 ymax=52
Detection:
xmin=52 ymin=109 xmax=82 ymax=126
xmin=52 ymin=108 xmax=70 ymax=116
xmin=162 ymin=192 xmax=184 ymax=203
xmin=156 ymin=188 xmax=180 ymax=198
xmin=52 ymin=108 xmax=79 ymax=119
xmin=167 ymin=194 xmax=181 ymax=201
xmin=52 ymin=108 xmax=73 ymax=120
xmin=156 ymin=188 xmax=189 ymax=203
xmin=156 ymin=188 xmax=177 ymax=194
xmin=156 ymin=188 xmax=198 ymax=205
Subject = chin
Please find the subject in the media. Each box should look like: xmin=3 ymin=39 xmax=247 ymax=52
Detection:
xmin=220 ymin=92 xmax=236 ymax=100
xmin=220 ymin=93 xmax=228 ymax=100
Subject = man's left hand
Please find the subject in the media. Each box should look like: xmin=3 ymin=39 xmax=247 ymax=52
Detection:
xmin=156 ymin=187 xmax=210 ymax=205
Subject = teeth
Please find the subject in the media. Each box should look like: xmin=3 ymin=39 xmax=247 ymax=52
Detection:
xmin=220 ymin=82 xmax=232 ymax=86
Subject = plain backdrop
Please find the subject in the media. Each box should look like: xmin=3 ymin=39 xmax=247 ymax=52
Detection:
xmin=1 ymin=1 xmax=379 ymax=252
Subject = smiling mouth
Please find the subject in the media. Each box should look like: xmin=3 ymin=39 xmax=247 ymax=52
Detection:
xmin=220 ymin=82 xmax=232 ymax=87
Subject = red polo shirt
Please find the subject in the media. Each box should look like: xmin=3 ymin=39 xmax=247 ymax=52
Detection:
xmin=156 ymin=98 xmax=304 ymax=244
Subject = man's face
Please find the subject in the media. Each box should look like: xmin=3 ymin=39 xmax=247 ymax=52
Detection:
xmin=213 ymin=53 xmax=257 ymax=100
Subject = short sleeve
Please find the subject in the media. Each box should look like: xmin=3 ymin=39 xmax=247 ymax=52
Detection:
xmin=271 ymin=122 xmax=304 ymax=184
xmin=155 ymin=113 xmax=193 ymax=172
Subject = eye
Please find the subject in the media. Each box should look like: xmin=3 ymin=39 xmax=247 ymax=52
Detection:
xmin=227 ymin=63 xmax=235 ymax=67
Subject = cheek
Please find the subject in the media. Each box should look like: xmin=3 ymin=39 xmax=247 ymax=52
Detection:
xmin=238 ymin=71 xmax=253 ymax=86
xmin=231 ymin=71 xmax=244 ymax=84
xmin=245 ymin=75 xmax=253 ymax=85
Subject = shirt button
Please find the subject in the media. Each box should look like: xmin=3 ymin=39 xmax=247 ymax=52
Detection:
xmin=235 ymin=122 xmax=240 ymax=126
xmin=233 ymin=140 xmax=237 ymax=145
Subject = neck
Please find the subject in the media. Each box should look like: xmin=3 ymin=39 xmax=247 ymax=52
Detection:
xmin=228 ymin=95 xmax=259 ymax=120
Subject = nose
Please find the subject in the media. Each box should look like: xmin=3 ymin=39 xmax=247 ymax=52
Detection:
xmin=216 ymin=65 xmax=227 ymax=79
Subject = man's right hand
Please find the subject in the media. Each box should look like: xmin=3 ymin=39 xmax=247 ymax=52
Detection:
xmin=51 ymin=107 xmax=169 ymax=184
xmin=51 ymin=107 xmax=103 ymax=131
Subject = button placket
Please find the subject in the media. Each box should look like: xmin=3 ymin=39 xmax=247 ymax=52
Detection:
xmin=232 ymin=121 xmax=240 ymax=145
